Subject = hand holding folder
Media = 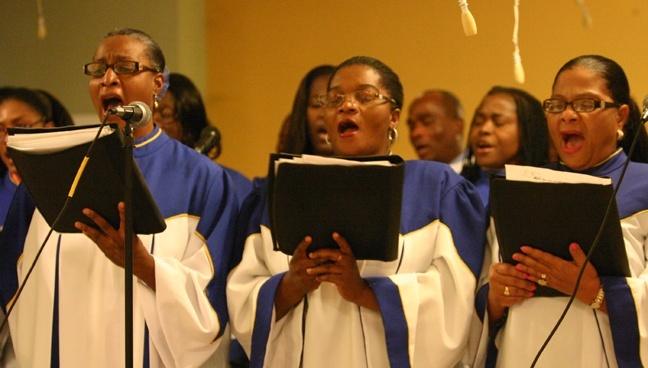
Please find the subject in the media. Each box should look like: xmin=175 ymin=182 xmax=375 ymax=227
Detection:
xmin=267 ymin=154 xmax=404 ymax=261
xmin=7 ymin=124 xmax=166 ymax=234
xmin=491 ymin=165 xmax=630 ymax=297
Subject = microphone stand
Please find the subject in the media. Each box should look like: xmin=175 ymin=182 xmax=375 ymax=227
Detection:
xmin=123 ymin=122 xmax=135 ymax=368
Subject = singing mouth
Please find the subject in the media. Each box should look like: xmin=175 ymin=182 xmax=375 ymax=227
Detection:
xmin=102 ymin=96 xmax=123 ymax=115
xmin=561 ymin=132 xmax=584 ymax=153
xmin=338 ymin=121 xmax=359 ymax=135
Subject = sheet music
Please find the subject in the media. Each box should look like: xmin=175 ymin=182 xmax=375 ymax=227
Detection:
xmin=7 ymin=125 xmax=113 ymax=154
xmin=505 ymin=164 xmax=611 ymax=185
xmin=275 ymin=154 xmax=395 ymax=174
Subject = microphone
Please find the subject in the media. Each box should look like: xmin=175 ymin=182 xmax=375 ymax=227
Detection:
xmin=194 ymin=126 xmax=221 ymax=155
xmin=641 ymin=95 xmax=648 ymax=122
xmin=108 ymin=101 xmax=151 ymax=128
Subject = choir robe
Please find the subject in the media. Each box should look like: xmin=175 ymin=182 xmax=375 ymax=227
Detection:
xmin=473 ymin=150 xmax=648 ymax=368
xmin=0 ymin=126 xmax=238 ymax=368
xmin=227 ymin=160 xmax=486 ymax=368
xmin=0 ymin=171 xmax=18 ymax=231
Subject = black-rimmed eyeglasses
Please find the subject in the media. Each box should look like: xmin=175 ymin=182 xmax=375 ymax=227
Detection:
xmin=83 ymin=61 xmax=160 ymax=77
xmin=543 ymin=98 xmax=621 ymax=113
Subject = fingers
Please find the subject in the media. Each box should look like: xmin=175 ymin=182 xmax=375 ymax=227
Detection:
xmin=488 ymin=262 xmax=536 ymax=309
xmin=80 ymin=207 xmax=115 ymax=234
xmin=567 ymin=242 xmax=586 ymax=266
xmin=292 ymin=236 xmax=313 ymax=260
xmin=75 ymin=221 xmax=100 ymax=242
xmin=332 ymin=232 xmax=352 ymax=255
xmin=513 ymin=247 xmax=551 ymax=280
xmin=491 ymin=263 xmax=536 ymax=293
xmin=118 ymin=201 xmax=126 ymax=230
xmin=307 ymin=233 xmax=357 ymax=278
xmin=309 ymin=232 xmax=354 ymax=262
xmin=517 ymin=245 xmax=562 ymax=269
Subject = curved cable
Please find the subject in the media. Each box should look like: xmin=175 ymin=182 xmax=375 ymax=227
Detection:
xmin=0 ymin=115 xmax=111 ymax=334
xmin=529 ymin=121 xmax=641 ymax=367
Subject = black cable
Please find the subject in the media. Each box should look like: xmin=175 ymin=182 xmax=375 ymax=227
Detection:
xmin=529 ymin=123 xmax=641 ymax=367
xmin=0 ymin=116 xmax=111 ymax=335
xmin=593 ymin=309 xmax=611 ymax=368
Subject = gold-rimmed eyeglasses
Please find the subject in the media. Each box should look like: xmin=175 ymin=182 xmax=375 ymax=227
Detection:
xmin=317 ymin=88 xmax=396 ymax=108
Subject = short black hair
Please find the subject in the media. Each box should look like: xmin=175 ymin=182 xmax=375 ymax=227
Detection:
xmin=331 ymin=56 xmax=403 ymax=110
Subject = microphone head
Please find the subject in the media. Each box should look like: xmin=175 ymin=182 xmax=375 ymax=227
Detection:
xmin=194 ymin=126 xmax=221 ymax=155
xmin=129 ymin=101 xmax=152 ymax=129
xmin=639 ymin=94 xmax=648 ymax=122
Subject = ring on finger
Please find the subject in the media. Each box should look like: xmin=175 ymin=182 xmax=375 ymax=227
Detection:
xmin=537 ymin=273 xmax=548 ymax=286
xmin=504 ymin=286 xmax=511 ymax=296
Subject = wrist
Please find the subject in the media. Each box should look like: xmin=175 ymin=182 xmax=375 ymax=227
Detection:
xmin=590 ymin=286 xmax=605 ymax=309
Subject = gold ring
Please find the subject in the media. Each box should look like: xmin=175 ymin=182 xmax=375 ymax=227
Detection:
xmin=504 ymin=286 xmax=511 ymax=296
xmin=537 ymin=274 xmax=548 ymax=286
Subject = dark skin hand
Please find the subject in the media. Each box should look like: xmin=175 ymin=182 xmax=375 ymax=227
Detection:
xmin=274 ymin=236 xmax=322 ymax=320
xmin=487 ymin=262 xmax=536 ymax=326
xmin=514 ymin=243 xmax=605 ymax=313
xmin=274 ymin=232 xmax=379 ymax=321
xmin=488 ymin=242 xmax=605 ymax=327
xmin=74 ymin=202 xmax=156 ymax=291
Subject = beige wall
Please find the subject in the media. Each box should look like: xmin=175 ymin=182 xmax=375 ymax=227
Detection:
xmin=0 ymin=0 xmax=205 ymax=123
xmin=206 ymin=1 xmax=648 ymax=179
xmin=2 ymin=1 xmax=647 ymax=180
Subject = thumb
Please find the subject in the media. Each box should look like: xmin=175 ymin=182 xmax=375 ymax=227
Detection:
xmin=569 ymin=242 xmax=587 ymax=266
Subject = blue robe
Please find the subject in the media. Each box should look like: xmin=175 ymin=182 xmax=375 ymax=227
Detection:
xmin=0 ymin=171 xmax=18 ymax=231
xmin=0 ymin=126 xmax=238 ymax=367
xmin=227 ymin=159 xmax=486 ymax=368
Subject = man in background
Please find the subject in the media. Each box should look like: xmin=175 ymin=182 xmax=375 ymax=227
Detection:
xmin=407 ymin=89 xmax=466 ymax=173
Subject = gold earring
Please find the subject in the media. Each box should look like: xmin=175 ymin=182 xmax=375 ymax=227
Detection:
xmin=617 ymin=129 xmax=625 ymax=141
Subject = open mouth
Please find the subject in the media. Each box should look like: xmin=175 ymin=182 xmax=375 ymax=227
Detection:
xmin=102 ymin=96 xmax=123 ymax=115
xmin=561 ymin=132 xmax=584 ymax=153
xmin=475 ymin=140 xmax=492 ymax=152
xmin=338 ymin=121 xmax=359 ymax=136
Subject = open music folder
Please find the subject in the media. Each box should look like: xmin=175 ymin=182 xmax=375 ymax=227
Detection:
xmin=6 ymin=124 xmax=166 ymax=234
xmin=267 ymin=153 xmax=404 ymax=261
xmin=491 ymin=165 xmax=630 ymax=297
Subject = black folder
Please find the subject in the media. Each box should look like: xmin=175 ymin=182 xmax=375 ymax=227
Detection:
xmin=490 ymin=177 xmax=630 ymax=297
xmin=267 ymin=153 xmax=404 ymax=261
xmin=7 ymin=124 xmax=166 ymax=234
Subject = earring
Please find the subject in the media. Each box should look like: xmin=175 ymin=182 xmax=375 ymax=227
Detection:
xmin=617 ymin=129 xmax=625 ymax=141
xmin=153 ymin=93 xmax=159 ymax=110
xmin=389 ymin=128 xmax=399 ymax=143
xmin=325 ymin=134 xmax=331 ymax=145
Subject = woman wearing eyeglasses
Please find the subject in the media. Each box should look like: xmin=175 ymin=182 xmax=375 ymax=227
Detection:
xmin=0 ymin=29 xmax=239 ymax=367
xmin=475 ymin=55 xmax=648 ymax=367
xmin=0 ymin=87 xmax=70 ymax=230
xmin=227 ymin=56 xmax=486 ymax=367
